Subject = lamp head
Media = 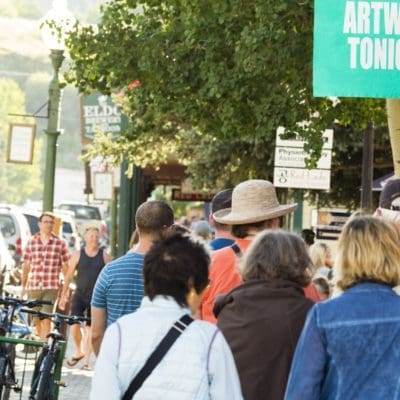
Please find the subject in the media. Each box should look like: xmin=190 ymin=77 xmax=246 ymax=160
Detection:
xmin=40 ymin=0 xmax=75 ymax=51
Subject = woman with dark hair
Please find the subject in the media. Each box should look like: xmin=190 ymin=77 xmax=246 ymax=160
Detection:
xmin=285 ymin=217 xmax=400 ymax=400
xmin=90 ymin=234 xmax=242 ymax=400
xmin=214 ymin=230 xmax=314 ymax=400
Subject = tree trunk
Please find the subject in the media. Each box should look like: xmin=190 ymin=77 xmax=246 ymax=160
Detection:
xmin=387 ymin=99 xmax=400 ymax=177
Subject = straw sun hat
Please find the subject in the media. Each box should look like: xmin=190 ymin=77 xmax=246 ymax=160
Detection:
xmin=213 ymin=180 xmax=297 ymax=225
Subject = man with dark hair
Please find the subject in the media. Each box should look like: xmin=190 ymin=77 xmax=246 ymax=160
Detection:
xmin=209 ymin=189 xmax=235 ymax=251
xmin=200 ymin=180 xmax=297 ymax=323
xmin=91 ymin=201 xmax=174 ymax=355
xmin=21 ymin=212 xmax=70 ymax=340
xmin=375 ymin=179 xmax=400 ymax=231
xmin=301 ymin=228 xmax=315 ymax=248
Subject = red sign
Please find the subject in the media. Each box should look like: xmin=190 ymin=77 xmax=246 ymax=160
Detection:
xmin=172 ymin=189 xmax=214 ymax=202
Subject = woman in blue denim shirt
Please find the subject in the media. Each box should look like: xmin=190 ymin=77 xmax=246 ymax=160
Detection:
xmin=285 ymin=216 xmax=400 ymax=400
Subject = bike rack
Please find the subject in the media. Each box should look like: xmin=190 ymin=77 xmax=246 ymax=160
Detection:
xmin=0 ymin=336 xmax=66 ymax=399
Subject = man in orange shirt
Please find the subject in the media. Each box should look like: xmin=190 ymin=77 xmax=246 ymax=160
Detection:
xmin=200 ymin=179 xmax=297 ymax=323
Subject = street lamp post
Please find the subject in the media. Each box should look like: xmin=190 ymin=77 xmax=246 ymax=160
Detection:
xmin=40 ymin=0 xmax=75 ymax=212
xmin=42 ymin=49 xmax=64 ymax=212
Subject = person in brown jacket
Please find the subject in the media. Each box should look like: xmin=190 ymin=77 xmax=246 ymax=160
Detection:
xmin=214 ymin=230 xmax=314 ymax=400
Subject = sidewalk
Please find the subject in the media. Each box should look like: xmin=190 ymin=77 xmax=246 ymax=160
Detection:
xmin=11 ymin=328 xmax=94 ymax=400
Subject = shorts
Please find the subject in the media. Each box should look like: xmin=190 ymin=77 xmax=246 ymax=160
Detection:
xmin=70 ymin=291 xmax=92 ymax=325
xmin=28 ymin=289 xmax=58 ymax=324
xmin=28 ymin=289 xmax=58 ymax=314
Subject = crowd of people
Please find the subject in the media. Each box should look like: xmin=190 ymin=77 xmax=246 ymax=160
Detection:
xmin=19 ymin=177 xmax=400 ymax=399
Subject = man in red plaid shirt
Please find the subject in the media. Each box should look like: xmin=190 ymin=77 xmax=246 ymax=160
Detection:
xmin=21 ymin=212 xmax=70 ymax=340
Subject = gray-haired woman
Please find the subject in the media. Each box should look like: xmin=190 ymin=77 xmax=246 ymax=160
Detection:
xmin=213 ymin=230 xmax=314 ymax=400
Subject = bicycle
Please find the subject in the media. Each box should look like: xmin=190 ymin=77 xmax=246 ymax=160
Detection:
xmin=0 ymin=297 xmax=53 ymax=400
xmin=21 ymin=309 xmax=90 ymax=400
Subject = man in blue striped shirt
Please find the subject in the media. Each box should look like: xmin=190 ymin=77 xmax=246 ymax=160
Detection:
xmin=91 ymin=201 xmax=174 ymax=355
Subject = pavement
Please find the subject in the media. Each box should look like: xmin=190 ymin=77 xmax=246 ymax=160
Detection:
xmin=10 ymin=327 xmax=94 ymax=399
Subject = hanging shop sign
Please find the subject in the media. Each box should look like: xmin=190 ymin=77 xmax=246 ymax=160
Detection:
xmin=93 ymin=172 xmax=113 ymax=201
xmin=80 ymin=93 xmax=128 ymax=144
xmin=7 ymin=123 xmax=36 ymax=164
xmin=172 ymin=189 xmax=215 ymax=202
xmin=273 ymin=127 xmax=334 ymax=190
xmin=314 ymin=0 xmax=400 ymax=98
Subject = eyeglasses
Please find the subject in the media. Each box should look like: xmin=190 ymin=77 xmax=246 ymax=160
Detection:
xmin=41 ymin=220 xmax=55 ymax=225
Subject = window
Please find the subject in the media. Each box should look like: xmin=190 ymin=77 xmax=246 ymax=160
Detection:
xmin=0 ymin=215 xmax=16 ymax=237
xmin=24 ymin=214 xmax=39 ymax=235
xmin=59 ymin=205 xmax=101 ymax=220
xmin=62 ymin=221 xmax=73 ymax=234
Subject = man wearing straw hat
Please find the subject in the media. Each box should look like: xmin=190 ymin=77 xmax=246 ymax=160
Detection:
xmin=200 ymin=179 xmax=297 ymax=323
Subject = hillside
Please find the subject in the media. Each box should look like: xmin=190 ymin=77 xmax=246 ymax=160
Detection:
xmin=0 ymin=1 xmax=105 ymax=171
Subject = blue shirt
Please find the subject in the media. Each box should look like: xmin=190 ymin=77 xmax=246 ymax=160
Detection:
xmin=209 ymin=238 xmax=235 ymax=251
xmin=91 ymin=252 xmax=145 ymax=326
xmin=285 ymin=282 xmax=400 ymax=400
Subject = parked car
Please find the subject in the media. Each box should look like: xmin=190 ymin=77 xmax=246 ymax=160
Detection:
xmin=57 ymin=203 xmax=108 ymax=246
xmin=53 ymin=209 xmax=82 ymax=253
xmin=23 ymin=209 xmax=40 ymax=236
xmin=0 ymin=205 xmax=31 ymax=266
xmin=0 ymin=231 xmax=15 ymax=293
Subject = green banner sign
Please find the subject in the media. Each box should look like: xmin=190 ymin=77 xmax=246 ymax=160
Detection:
xmin=80 ymin=93 xmax=127 ymax=141
xmin=314 ymin=0 xmax=400 ymax=98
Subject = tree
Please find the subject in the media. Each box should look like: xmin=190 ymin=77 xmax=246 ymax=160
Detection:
xmin=64 ymin=0 xmax=389 ymax=207
xmin=0 ymin=78 xmax=43 ymax=204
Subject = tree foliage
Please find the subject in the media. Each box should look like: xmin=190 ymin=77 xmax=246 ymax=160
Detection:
xmin=0 ymin=79 xmax=43 ymax=204
xmin=65 ymin=0 xmax=389 ymax=208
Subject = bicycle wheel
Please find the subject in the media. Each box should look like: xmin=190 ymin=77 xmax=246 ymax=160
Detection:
xmin=30 ymin=348 xmax=46 ymax=398
xmin=0 ymin=350 xmax=7 ymax=399
xmin=35 ymin=354 xmax=55 ymax=400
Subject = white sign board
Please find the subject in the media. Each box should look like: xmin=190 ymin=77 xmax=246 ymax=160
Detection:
xmin=274 ymin=147 xmax=332 ymax=169
xmin=276 ymin=127 xmax=334 ymax=150
xmin=274 ymin=127 xmax=333 ymax=190
xmin=7 ymin=123 xmax=36 ymax=164
xmin=113 ymin=166 xmax=121 ymax=189
xmin=93 ymin=172 xmax=113 ymax=200
xmin=273 ymin=167 xmax=331 ymax=190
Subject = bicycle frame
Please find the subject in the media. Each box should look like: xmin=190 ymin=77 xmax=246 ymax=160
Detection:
xmin=0 ymin=297 xmax=55 ymax=399
xmin=0 ymin=305 xmax=21 ymax=397
xmin=2 ymin=305 xmax=31 ymax=337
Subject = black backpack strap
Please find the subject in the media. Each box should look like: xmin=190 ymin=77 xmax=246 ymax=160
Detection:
xmin=121 ymin=314 xmax=194 ymax=400
xmin=231 ymin=243 xmax=242 ymax=257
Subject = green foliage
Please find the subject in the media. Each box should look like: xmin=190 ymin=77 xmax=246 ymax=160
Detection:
xmin=307 ymin=125 xmax=392 ymax=210
xmin=0 ymin=79 xmax=43 ymax=204
xmin=65 ymin=0 xmax=389 ymax=208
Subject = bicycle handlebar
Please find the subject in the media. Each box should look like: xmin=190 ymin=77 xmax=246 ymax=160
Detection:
xmin=0 ymin=297 xmax=53 ymax=308
xmin=20 ymin=309 xmax=91 ymax=325
xmin=24 ymin=299 xmax=53 ymax=308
